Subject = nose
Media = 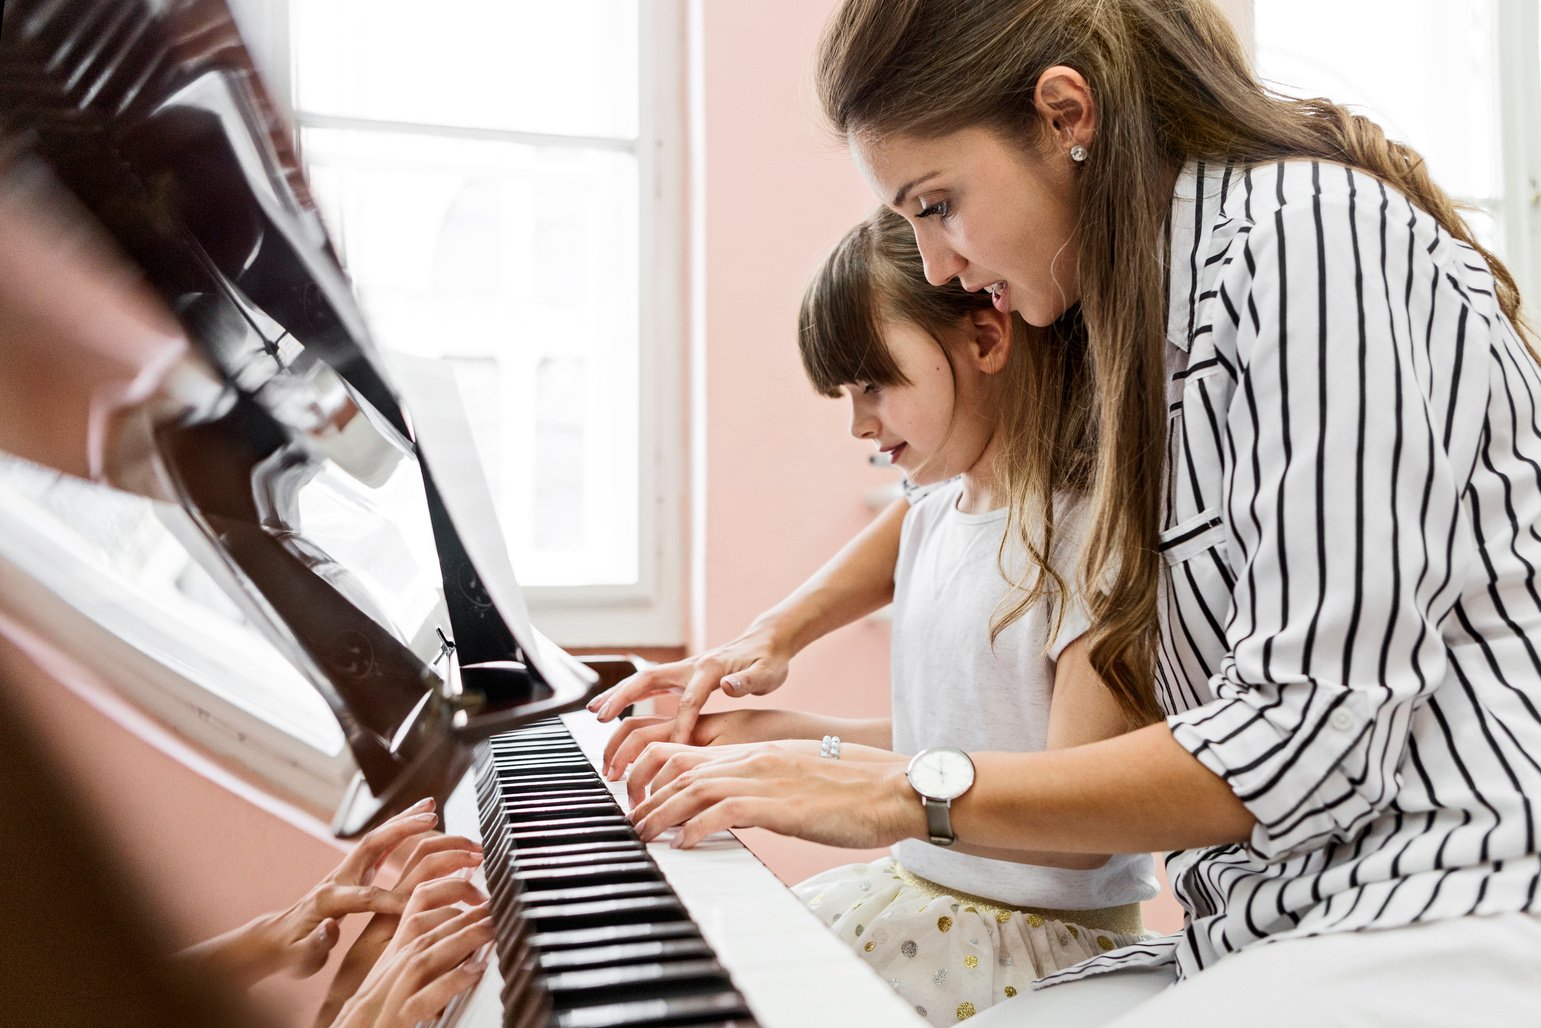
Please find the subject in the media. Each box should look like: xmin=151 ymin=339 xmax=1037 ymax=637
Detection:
xmin=917 ymin=235 xmax=965 ymax=288
xmin=848 ymin=395 xmax=878 ymax=440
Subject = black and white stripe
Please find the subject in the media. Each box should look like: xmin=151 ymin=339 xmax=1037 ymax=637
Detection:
xmin=1044 ymin=159 xmax=1541 ymax=986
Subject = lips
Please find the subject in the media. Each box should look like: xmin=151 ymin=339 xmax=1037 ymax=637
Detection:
xmin=987 ymin=281 xmax=1010 ymax=314
xmin=880 ymin=443 xmax=906 ymax=465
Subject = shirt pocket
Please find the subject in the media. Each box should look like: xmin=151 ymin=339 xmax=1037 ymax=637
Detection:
xmin=1158 ymin=507 xmax=1227 ymax=566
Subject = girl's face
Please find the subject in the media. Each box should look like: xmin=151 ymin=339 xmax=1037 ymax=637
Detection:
xmin=851 ymin=125 xmax=1082 ymax=328
xmin=844 ymin=317 xmax=997 ymax=491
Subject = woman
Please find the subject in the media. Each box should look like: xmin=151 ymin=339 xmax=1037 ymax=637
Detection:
xmin=596 ymin=0 xmax=1541 ymax=1022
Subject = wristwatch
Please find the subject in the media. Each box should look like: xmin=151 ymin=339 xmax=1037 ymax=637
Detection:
xmin=905 ymin=747 xmax=976 ymax=847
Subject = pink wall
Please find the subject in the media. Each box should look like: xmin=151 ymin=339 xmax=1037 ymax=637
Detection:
xmin=688 ymin=0 xmax=898 ymax=882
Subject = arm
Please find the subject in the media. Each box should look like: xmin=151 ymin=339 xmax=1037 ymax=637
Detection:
xmin=602 ymin=709 xmax=891 ymax=779
xmin=628 ymin=723 xmax=1254 ymax=854
xmin=589 ymin=496 xmax=907 ymax=741
xmin=948 ymin=636 xmax=1137 ymax=869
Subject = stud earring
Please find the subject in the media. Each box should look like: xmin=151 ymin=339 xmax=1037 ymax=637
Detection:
xmin=1069 ymin=144 xmax=1088 ymax=163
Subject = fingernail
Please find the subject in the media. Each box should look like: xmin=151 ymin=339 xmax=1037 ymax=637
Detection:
xmin=455 ymin=866 xmax=475 ymax=879
xmin=406 ymin=797 xmax=432 ymax=811
xmin=413 ymin=813 xmax=437 ymax=823
xmin=463 ymin=958 xmax=487 ymax=974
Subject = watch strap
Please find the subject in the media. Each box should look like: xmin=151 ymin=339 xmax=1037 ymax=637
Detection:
xmin=922 ymin=796 xmax=956 ymax=847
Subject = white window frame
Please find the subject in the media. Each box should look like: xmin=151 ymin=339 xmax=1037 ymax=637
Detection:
xmin=239 ymin=0 xmax=686 ymax=648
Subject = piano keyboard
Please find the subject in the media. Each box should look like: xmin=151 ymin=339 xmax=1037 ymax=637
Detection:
xmin=439 ymin=712 xmax=923 ymax=1027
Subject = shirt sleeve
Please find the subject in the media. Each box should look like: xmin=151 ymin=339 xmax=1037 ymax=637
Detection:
xmin=1165 ymin=170 xmax=1494 ymax=863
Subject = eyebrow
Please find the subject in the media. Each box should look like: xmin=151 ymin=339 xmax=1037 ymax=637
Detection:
xmin=892 ymin=171 xmax=942 ymax=207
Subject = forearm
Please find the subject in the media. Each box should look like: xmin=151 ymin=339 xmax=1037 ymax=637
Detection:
xmin=177 ymin=915 xmax=282 ymax=989
xmin=888 ymin=723 xmax=1255 ymax=854
xmin=752 ymin=498 xmax=904 ymax=656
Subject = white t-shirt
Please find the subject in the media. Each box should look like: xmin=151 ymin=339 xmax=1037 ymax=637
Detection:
xmin=889 ymin=479 xmax=1157 ymax=910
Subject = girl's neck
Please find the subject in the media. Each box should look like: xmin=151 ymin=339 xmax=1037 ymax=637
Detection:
xmin=954 ymin=427 xmax=1003 ymax=515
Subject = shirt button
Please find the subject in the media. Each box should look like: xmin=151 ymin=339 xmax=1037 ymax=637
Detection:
xmin=1329 ymin=708 xmax=1357 ymax=732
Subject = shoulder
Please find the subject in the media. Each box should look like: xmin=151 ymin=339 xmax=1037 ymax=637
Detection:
xmin=902 ymin=477 xmax=963 ymax=531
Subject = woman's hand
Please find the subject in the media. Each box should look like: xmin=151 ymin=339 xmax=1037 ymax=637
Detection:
xmin=602 ymin=708 xmax=821 ymax=780
xmin=587 ymin=622 xmax=795 ymax=742
xmin=330 ymin=877 xmax=494 ymax=1028
xmin=624 ymin=740 xmax=918 ymax=850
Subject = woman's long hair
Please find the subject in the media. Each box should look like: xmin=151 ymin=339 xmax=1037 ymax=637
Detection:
xmin=815 ymin=0 xmax=1531 ymax=726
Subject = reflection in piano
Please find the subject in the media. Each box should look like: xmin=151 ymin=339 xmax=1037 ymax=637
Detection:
xmin=0 ymin=1 xmax=921 ymax=1023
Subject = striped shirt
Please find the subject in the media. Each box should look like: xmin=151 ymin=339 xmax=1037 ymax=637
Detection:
xmin=1042 ymin=159 xmax=1541 ymax=986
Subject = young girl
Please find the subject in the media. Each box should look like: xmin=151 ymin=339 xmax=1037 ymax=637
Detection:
xmin=602 ymin=208 xmax=1155 ymax=1025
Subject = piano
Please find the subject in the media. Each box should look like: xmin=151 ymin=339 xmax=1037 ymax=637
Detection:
xmin=0 ymin=1 xmax=921 ymax=1024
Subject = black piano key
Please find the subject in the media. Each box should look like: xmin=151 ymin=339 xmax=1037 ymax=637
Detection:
xmin=552 ymin=992 xmax=754 ymax=1028
xmin=545 ymin=958 xmax=732 ymax=1004
xmin=537 ymin=937 xmax=715 ymax=972
xmin=515 ymin=860 xmax=656 ymax=888
xmin=528 ymin=917 xmax=703 ymax=952
xmin=528 ymin=894 xmax=686 ymax=931
xmin=517 ymin=880 xmax=670 ymax=908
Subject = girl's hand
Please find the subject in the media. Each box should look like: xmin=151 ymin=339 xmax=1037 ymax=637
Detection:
xmin=602 ymin=708 xmax=811 ymax=780
xmin=624 ymin=741 xmax=919 ymax=850
xmin=586 ymin=623 xmax=794 ymax=742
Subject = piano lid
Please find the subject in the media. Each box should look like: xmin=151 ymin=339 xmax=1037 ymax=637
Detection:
xmin=0 ymin=0 xmax=598 ymax=836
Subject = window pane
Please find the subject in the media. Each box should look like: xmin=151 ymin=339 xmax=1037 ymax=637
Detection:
xmin=301 ymin=127 xmax=640 ymax=587
xmin=1255 ymin=0 xmax=1502 ymax=205
xmin=291 ymin=0 xmax=639 ymax=140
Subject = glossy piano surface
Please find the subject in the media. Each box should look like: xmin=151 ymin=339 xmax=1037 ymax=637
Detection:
xmin=441 ymin=712 xmax=923 ymax=1028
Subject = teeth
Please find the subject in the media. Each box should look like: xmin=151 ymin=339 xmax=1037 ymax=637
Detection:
xmin=986 ymin=281 xmax=1005 ymax=297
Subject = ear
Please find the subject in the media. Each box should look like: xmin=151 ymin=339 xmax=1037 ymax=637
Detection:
xmin=964 ymin=307 xmax=1013 ymax=375
xmin=1033 ymin=65 xmax=1097 ymax=159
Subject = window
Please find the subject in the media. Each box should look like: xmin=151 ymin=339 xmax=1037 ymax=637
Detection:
xmin=241 ymin=0 xmax=685 ymax=646
xmin=1252 ymin=0 xmax=1541 ymax=307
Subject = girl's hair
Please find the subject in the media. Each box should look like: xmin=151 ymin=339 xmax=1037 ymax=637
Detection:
xmin=815 ymin=0 xmax=1532 ymax=727
xmin=798 ymin=208 xmax=1093 ymax=649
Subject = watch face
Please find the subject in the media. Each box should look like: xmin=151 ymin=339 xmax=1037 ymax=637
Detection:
xmin=907 ymin=748 xmax=976 ymax=801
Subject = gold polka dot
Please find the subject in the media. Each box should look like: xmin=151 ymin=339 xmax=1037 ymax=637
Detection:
xmin=995 ymin=910 xmax=1011 ymax=924
xmin=865 ymin=941 xmax=876 ymax=952
xmin=1004 ymin=986 xmax=1018 ymax=998
xmin=937 ymin=915 xmax=953 ymax=933
xmin=956 ymin=1001 xmax=976 ymax=1020
xmin=1066 ymin=924 xmax=1079 ymax=939
xmin=1024 ymin=913 xmax=1044 ymax=928
xmin=964 ymin=955 xmax=979 ymax=968
xmin=1096 ymin=935 xmax=1115 ymax=952
xmin=964 ymin=905 xmax=977 ymax=913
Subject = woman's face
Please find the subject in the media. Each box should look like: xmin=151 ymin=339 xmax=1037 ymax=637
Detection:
xmin=851 ymin=125 xmax=1081 ymax=328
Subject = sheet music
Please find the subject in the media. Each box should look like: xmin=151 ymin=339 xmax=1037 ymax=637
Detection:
xmin=382 ymin=351 xmax=596 ymax=697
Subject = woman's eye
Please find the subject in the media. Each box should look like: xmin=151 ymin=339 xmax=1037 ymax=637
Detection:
xmin=916 ymin=198 xmax=951 ymax=220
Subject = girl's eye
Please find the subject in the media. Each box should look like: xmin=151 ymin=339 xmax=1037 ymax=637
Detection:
xmin=860 ymin=382 xmax=881 ymax=395
xmin=916 ymin=198 xmax=951 ymax=221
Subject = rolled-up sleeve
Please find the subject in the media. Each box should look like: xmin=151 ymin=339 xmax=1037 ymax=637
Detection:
xmin=1166 ymin=170 xmax=1492 ymax=862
